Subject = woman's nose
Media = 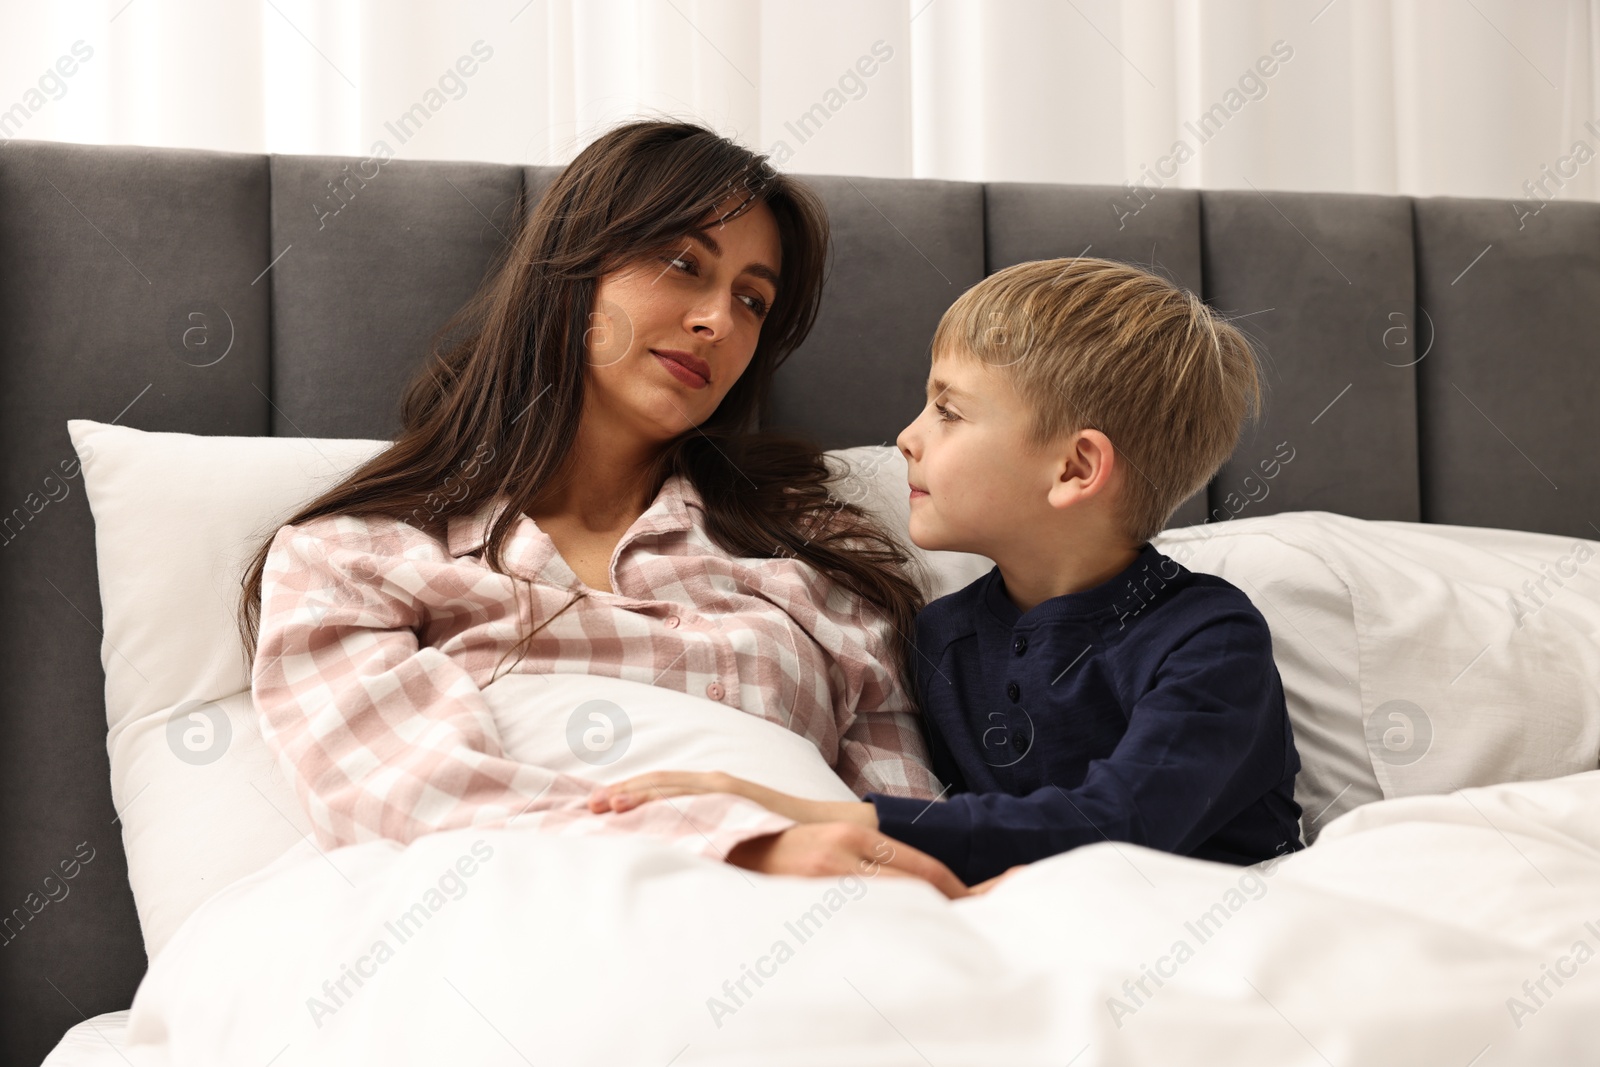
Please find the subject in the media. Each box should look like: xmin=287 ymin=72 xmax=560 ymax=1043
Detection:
xmin=686 ymin=296 xmax=733 ymax=338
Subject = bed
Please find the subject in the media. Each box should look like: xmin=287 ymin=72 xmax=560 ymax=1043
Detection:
xmin=3 ymin=136 xmax=1597 ymax=1066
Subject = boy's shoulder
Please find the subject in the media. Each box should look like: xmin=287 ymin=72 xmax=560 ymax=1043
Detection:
xmin=911 ymin=567 xmax=997 ymax=651
xmin=910 ymin=549 xmax=1274 ymax=648
xmin=1122 ymin=554 xmax=1275 ymax=653
xmin=1158 ymin=559 xmax=1267 ymax=616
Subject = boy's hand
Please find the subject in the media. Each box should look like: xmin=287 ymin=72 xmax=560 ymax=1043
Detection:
xmin=967 ymin=864 xmax=1028 ymax=895
xmin=586 ymin=770 xmax=878 ymax=829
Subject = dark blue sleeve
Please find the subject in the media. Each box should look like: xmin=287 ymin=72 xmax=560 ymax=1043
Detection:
xmin=868 ymin=607 xmax=1287 ymax=885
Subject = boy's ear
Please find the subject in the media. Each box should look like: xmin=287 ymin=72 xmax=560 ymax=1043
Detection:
xmin=1046 ymin=428 xmax=1118 ymax=510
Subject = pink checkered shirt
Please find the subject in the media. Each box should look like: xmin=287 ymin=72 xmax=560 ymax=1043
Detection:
xmin=251 ymin=471 xmax=941 ymax=862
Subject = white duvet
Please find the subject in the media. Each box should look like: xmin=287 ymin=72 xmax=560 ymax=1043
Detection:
xmin=95 ymin=765 xmax=1599 ymax=1066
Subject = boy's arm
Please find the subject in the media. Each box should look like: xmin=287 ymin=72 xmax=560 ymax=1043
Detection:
xmin=866 ymin=608 xmax=1294 ymax=885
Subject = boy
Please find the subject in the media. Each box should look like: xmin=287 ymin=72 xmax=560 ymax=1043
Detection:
xmin=589 ymin=257 xmax=1305 ymax=892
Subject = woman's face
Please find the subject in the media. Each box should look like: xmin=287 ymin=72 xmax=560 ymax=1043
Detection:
xmin=583 ymin=197 xmax=782 ymax=447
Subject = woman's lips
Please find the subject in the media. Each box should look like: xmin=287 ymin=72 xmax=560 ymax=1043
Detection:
xmin=652 ymin=349 xmax=710 ymax=389
xmin=909 ymin=485 xmax=929 ymax=500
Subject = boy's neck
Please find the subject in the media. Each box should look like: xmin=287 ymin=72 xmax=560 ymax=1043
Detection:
xmin=993 ymin=538 xmax=1143 ymax=616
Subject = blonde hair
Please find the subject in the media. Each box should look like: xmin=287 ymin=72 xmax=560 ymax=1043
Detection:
xmin=931 ymin=257 xmax=1263 ymax=544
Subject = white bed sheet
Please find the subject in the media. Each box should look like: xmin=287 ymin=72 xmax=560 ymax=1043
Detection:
xmin=75 ymin=768 xmax=1600 ymax=1067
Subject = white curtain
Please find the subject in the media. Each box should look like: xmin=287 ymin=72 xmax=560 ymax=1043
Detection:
xmin=3 ymin=0 xmax=1598 ymax=202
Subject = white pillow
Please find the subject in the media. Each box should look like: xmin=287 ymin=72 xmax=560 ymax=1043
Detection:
xmin=1158 ymin=512 xmax=1600 ymax=819
xmin=1286 ymin=513 xmax=1600 ymax=796
xmin=65 ymin=422 xmax=938 ymax=959
xmin=69 ymin=420 xmax=391 ymax=958
xmin=69 ymin=422 xmax=391 ymax=730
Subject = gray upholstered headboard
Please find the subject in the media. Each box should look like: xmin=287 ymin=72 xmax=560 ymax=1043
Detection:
xmin=3 ymin=138 xmax=1596 ymax=1064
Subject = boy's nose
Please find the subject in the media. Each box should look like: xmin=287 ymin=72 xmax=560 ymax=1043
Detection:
xmin=896 ymin=422 xmax=918 ymax=459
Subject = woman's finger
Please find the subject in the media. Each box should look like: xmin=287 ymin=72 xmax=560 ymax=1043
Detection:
xmin=871 ymin=841 xmax=970 ymax=899
xmin=593 ymin=780 xmax=724 ymax=812
xmin=589 ymin=772 xmax=702 ymax=807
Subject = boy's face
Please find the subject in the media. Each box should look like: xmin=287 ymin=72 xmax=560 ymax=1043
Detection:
xmin=896 ymin=349 xmax=1059 ymax=555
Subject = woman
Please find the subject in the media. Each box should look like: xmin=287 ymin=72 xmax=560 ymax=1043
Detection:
xmin=238 ymin=119 xmax=965 ymax=898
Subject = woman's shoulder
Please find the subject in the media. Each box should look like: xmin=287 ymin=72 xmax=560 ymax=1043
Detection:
xmin=266 ymin=508 xmax=465 ymax=569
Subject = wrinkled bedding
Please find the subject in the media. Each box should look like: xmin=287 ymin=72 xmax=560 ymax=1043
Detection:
xmin=91 ymin=769 xmax=1600 ymax=1066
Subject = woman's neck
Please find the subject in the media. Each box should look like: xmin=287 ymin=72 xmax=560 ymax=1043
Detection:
xmin=530 ymin=473 xmax=656 ymax=532
xmin=528 ymin=392 xmax=680 ymax=530
xmin=530 ymin=442 xmax=665 ymax=534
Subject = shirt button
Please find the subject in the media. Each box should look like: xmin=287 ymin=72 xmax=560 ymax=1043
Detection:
xmin=1007 ymin=681 xmax=1020 ymax=702
xmin=706 ymin=681 xmax=725 ymax=701
xmin=665 ymin=615 xmax=680 ymax=628
xmin=1013 ymin=636 xmax=1028 ymax=655
xmin=1011 ymin=734 xmax=1028 ymax=753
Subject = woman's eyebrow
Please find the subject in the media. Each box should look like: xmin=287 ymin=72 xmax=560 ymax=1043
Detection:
xmin=687 ymin=228 xmax=781 ymax=288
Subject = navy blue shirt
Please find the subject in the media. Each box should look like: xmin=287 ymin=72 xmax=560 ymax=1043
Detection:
xmin=867 ymin=542 xmax=1304 ymax=886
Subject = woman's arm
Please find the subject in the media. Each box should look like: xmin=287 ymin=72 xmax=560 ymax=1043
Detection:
xmin=726 ymin=822 xmax=968 ymax=898
xmin=777 ymin=545 xmax=943 ymax=801
xmin=834 ymin=709 xmax=941 ymax=799
xmin=252 ymin=515 xmax=797 ymax=861
xmin=589 ymin=770 xmax=875 ymax=827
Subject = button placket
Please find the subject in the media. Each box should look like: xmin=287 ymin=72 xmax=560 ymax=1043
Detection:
xmin=709 ymin=632 xmax=738 ymax=707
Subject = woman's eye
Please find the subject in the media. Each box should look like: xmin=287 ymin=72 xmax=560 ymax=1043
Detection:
xmin=739 ymin=293 xmax=770 ymax=317
xmin=664 ymin=253 xmax=695 ymax=274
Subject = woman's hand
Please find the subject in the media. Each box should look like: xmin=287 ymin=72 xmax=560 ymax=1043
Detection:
xmin=727 ymin=823 xmax=970 ymax=900
xmin=586 ymin=770 xmax=878 ymax=829
xmin=588 ymin=774 xmax=968 ymax=898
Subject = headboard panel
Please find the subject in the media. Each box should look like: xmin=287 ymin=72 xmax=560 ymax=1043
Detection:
xmin=2 ymin=138 xmax=1594 ymax=1064
xmin=1199 ymin=189 xmax=1421 ymax=524
xmin=1414 ymin=197 xmax=1600 ymax=536
xmin=267 ymin=155 xmax=525 ymax=439
xmin=767 ymin=174 xmax=988 ymax=449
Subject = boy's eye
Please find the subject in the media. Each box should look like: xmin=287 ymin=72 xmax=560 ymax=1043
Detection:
xmin=934 ymin=403 xmax=958 ymax=422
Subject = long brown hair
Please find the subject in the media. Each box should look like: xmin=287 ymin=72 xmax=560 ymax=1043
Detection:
xmin=238 ymin=119 xmax=927 ymax=699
